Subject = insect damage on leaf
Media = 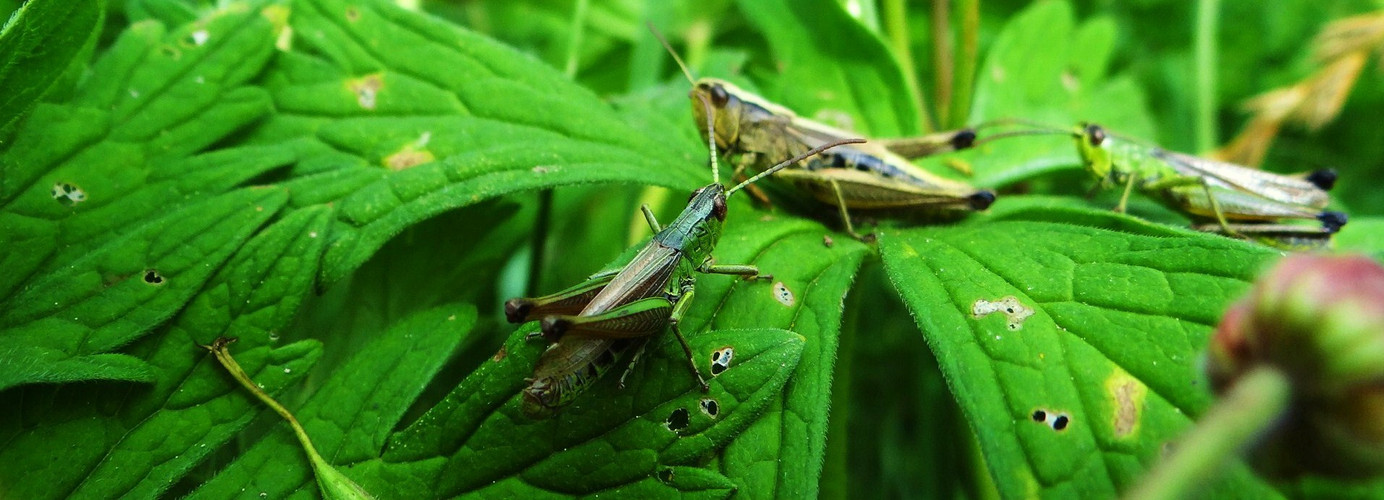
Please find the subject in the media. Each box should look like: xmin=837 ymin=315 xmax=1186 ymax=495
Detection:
xmin=1107 ymin=371 xmax=1146 ymax=439
xmin=347 ymin=74 xmax=384 ymax=110
xmin=772 ymin=281 xmax=795 ymax=306
xmin=143 ymin=270 xmax=166 ymax=285
xmin=1031 ymin=408 xmax=1071 ymax=432
xmin=699 ymin=398 xmax=720 ymax=418
xmin=384 ymin=132 xmax=436 ymax=170
xmin=710 ymin=347 xmax=734 ymax=376
xmin=51 ymin=182 xmax=87 ymax=206
xmin=972 ymin=296 xmax=1035 ymax=330
xmin=665 ymin=407 xmax=691 ymax=432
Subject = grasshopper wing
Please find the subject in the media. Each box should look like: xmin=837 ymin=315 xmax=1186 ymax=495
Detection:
xmin=1152 ymin=149 xmax=1331 ymax=209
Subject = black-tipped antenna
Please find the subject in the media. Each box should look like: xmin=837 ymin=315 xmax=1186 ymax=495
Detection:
xmin=729 ymin=138 xmax=867 ymax=196
xmin=694 ymin=92 xmax=720 ymax=183
xmin=647 ymin=22 xmax=697 ymax=85
xmin=970 ymin=117 xmax=1068 ymax=132
xmin=970 ymin=129 xmax=1074 ymax=148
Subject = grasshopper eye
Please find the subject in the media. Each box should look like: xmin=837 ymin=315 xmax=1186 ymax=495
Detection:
xmin=709 ymin=84 xmax=730 ymax=107
xmin=712 ymin=194 xmax=727 ymax=220
xmin=1086 ymin=124 xmax=1106 ymax=147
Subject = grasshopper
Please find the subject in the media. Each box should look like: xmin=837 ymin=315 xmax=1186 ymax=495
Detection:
xmin=504 ymin=95 xmax=862 ymax=419
xmin=1073 ymin=123 xmax=1348 ymax=249
xmin=651 ymin=28 xmax=995 ymax=241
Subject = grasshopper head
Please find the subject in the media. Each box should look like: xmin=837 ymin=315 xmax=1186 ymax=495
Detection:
xmin=1074 ymin=123 xmax=1114 ymax=181
xmin=691 ymin=78 xmax=744 ymax=151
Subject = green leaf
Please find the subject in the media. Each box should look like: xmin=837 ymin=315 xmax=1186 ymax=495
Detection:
xmin=0 ymin=4 xmax=283 ymax=301
xmin=676 ymin=200 xmax=870 ymax=498
xmin=877 ymin=204 xmax=1284 ymax=497
xmin=188 ymin=304 xmax=478 ymax=498
xmin=252 ymin=0 xmax=704 ymax=283
xmin=0 ymin=205 xmax=334 ymax=499
xmin=735 ymin=0 xmax=920 ymax=136
xmin=0 ymin=0 xmax=104 ymax=134
xmin=0 ymin=187 xmax=288 ymax=390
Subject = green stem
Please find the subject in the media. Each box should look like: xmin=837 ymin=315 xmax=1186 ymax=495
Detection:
xmin=1193 ymin=0 xmax=1220 ymax=152
xmin=930 ymin=0 xmax=953 ymax=128
xmin=562 ymin=0 xmax=589 ymax=78
xmin=1126 ymin=366 xmax=1291 ymax=500
xmin=882 ymin=0 xmax=933 ymax=132
xmin=951 ymin=0 xmax=979 ymax=126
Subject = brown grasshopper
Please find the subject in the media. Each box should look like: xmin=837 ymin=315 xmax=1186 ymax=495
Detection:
xmin=651 ymin=27 xmax=997 ymax=241
xmin=504 ymin=94 xmax=862 ymax=419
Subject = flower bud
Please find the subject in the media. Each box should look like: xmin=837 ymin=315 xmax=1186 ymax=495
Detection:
xmin=1207 ymin=254 xmax=1384 ymax=478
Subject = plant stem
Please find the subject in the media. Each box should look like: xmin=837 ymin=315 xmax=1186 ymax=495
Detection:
xmin=1126 ymin=366 xmax=1291 ymax=500
xmin=530 ymin=0 xmax=589 ymax=296
xmin=952 ymin=0 xmax=979 ymax=126
xmin=1193 ymin=0 xmax=1220 ymax=152
xmin=930 ymin=0 xmax=955 ymax=129
xmin=882 ymin=0 xmax=933 ymax=132
xmin=562 ymin=0 xmax=589 ymax=78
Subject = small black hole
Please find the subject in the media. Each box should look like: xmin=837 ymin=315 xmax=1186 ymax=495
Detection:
xmin=710 ymin=363 xmax=727 ymax=376
xmin=1052 ymin=415 xmax=1070 ymax=431
xmin=657 ymin=468 xmax=674 ymax=482
xmin=1031 ymin=410 xmax=1046 ymax=422
xmin=143 ymin=270 xmax=164 ymax=285
xmin=666 ymin=408 xmax=690 ymax=431
xmin=701 ymin=398 xmax=719 ymax=417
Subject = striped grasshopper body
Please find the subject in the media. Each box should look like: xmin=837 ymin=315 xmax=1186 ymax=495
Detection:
xmin=504 ymin=104 xmax=861 ymax=418
xmin=689 ymin=78 xmax=995 ymax=241
xmin=1074 ymin=123 xmax=1348 ymax=249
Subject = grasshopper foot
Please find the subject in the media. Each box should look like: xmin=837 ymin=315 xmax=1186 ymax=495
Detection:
xmin=504 ymin=298 xmax=533 ymax=324
xmin=538 ymin=316 xmax=571 ymax=342
xmin=1318 ymin=211 xmax=1349 ymax=233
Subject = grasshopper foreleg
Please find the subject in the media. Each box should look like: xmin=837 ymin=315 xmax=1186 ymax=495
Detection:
xmin=641 ymin=204 xmax=662 ymax=233
xmin=668 ymin=282 xmax=711 ymax=392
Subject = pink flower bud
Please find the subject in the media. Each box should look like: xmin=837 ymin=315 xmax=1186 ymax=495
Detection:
xmin=1207 ymin=254 xmax=1384 ymax=478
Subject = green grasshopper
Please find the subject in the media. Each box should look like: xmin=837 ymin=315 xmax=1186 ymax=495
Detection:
xmin=651 ymin=28 xmax=995 ymax=241
xmin=504 ymin=96 xmax=862 ymax=419
xmin=1073 ymin=123 xmax=1348 ymax=249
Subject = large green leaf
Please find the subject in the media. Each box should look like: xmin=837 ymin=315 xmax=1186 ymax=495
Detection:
xmin=877 ymin=200 xmax=1285 ymax=498
xmin=0 ymin=0 xmax=104 ymax=134
xmin=0 ymin=205 xmax=334 ymax=498
xmin=246 ymin=0 xmax=705 ymax=284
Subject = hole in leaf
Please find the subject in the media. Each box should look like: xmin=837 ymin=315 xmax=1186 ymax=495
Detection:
xmin=973 ymin=296 xmax=1035 ymax=330
xmin=699 ymin=398 xmax=719 ymax=418
xmin=665 ymin=408 xmax=690 ymax=432
xmin=143 ymin=270 xmax=165 ymax=286
xmin=657 ymin=468 xmax=674 ymax=483
xmin=1031 ymin=407 xmax=1071 ymax=432
xmin=51 ymin=182 xmax=87 ymax=206
xmin=709 ymin=347 xmax=733 ymax=376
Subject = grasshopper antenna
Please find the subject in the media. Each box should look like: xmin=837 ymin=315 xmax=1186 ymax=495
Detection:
xmin=695 ymin=92 xmax=721 ymax=183
xmin=970 ymin=129 xmax=1074 ymax=148
xmin=648 ymin=22 xmax=697 ymax=86
xmin=729 ymin=138 xmax=867 ymax=196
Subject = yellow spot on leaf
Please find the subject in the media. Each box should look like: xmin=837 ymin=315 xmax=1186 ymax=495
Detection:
xmin=347 ymin=74 xmax=384 ymax=110
xmin=1106 ymin=369 xmax=1146 ymax=439
xmin=385 ymin=150 xmax=434 ymax=171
